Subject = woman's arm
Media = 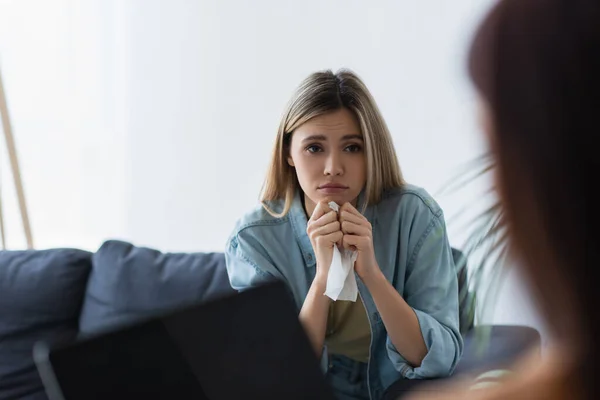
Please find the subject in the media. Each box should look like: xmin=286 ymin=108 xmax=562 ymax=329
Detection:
xmin=298 ymin=277 xmax=331 ymax=357
xmin=387 ymin=211 xmax=463 ymax=378
xmin=340 ymin=201 xmax=462 ymax=378
xmin=362 ymin=271 xmax=427 ymax=366
xmin=300 ymin=201 xmax=343 ymax=356
xmin=339 ymin=203 xmax=427 ymax=366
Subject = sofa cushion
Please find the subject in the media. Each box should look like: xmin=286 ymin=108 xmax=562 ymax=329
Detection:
xmin=79 ymin=240 xmax=235 ymax=336
xmin=0 ymin=249 xmax=92 ymax=400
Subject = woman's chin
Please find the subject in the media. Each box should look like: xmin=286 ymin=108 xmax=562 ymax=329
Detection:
xmin=313 ymin=193 xmax=356 ymax=206
xmin=324 ymin=197 xmax=348 ymax=206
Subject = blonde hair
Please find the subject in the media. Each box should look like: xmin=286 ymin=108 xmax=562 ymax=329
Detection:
xmin=261 ymin=68 xmax=404 ymax=217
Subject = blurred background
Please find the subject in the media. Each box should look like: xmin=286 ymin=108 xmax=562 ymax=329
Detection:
xmin=0 ymin=0 xmax=547 ymax=343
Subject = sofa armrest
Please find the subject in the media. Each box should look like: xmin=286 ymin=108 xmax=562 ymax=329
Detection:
xmin=452 ymin=324 xmax=541 ymax=376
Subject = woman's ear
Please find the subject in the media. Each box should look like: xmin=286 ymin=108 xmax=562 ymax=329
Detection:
xmin=284 ymin=132 xmax=294 ymax=167
xmin=287 ymin=155 xmax=295 ymax=167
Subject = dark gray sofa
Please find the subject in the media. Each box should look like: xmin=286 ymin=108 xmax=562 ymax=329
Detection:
xmin=0 ymin=240 xmax=540 ymax=400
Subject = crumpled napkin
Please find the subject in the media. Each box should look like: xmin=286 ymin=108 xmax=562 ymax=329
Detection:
xmin=323 ymin=201 xmax=358 ymax=302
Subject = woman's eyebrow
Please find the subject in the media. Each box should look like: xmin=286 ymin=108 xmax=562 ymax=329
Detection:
xmin=301 ymin=134 xmax=327 ymax=142
xmin=301 ymin=134 xmax=363 ymax=142
xmin=340 ymin=134 xmax=363 ymax=141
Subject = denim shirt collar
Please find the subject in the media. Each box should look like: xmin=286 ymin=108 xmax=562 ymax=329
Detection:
xmin=288 ymin=189 xmax=375 ymax=269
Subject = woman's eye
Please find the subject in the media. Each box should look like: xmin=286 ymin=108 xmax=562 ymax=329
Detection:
xmin=306 ymin=145 xmax=323 ymax=153
xmin=345 ymin=144 xmax=362 ymax=153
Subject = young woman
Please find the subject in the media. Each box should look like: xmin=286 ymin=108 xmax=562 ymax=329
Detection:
xmin=225 ymin=69 xmax=463 ymax=400
xmin=405 ymin=0 xmax=600 ymax=399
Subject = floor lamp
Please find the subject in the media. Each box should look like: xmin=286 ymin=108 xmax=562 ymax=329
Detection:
xmin=0 ymin=63 xmax=33 ymax=249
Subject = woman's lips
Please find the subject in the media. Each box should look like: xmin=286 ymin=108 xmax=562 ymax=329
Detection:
xmin=318 ymin=184 xmax=348 ymax=194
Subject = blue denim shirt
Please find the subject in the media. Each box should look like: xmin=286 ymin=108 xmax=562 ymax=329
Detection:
xmin=225 ymin=184 xmax=463 ymax=399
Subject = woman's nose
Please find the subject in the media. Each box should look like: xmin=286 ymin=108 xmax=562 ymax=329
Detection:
xmin=324 ymin=152 xmax=343 ymax=176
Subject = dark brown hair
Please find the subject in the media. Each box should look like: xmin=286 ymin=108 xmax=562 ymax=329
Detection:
xmin=469 ymin=0 xmax=599 ymax=397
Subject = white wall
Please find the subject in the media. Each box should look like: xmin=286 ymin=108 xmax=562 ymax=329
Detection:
xmin=0 ymin=0 xmax=547 ymax=341
xmin=0 ymin=0 xmax=129 ymax=250
xmin=0 ymin=0 xmax=494 ymax=252
xmin=120 ymin=0 xmax=495 ymax=253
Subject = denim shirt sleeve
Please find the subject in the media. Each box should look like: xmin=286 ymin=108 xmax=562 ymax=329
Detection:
xmin=224 ymin=229 xmax=279 ymax=291
xmin=386 ymin=211 xmax=464 ymax=379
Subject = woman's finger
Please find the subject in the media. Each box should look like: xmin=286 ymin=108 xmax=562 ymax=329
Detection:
xmin=308 ymin=210 xmax=337 ymax=231
xmin=342 ymin=234 xmax=358 ymax=251
xmin=311 ymin=220 xmax=341 ymax=238
xmin=324 ymin=230 xmax=344 ymax=246
xmin=339 ymin=210 xmax=367 ymax=227
xmin=341 ymin=220 xmax=371 ymax=237
xmin=316 ymin=230 xmax=344 ymax=248
xmin=310 ymin=201 xmax=330 ymax=221
xmin=340 ymin=202 xmax=363 ymax=218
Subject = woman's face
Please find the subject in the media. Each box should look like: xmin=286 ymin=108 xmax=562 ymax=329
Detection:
xmin=287 ymin=108 xmax=367 ymax=216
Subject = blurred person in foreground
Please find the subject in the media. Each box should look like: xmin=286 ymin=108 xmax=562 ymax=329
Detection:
xmin=406 ymin=0 xmax=599 ymax=399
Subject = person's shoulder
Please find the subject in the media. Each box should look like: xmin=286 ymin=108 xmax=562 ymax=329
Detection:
xmin=378 ymin=183 xmax=443 ymax=219
xmin=229 ymin=199 xmax=289 ymax=239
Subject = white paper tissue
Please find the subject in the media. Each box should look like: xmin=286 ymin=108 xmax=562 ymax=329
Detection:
xmin=323 ymin=201 xmax=358 ymax=302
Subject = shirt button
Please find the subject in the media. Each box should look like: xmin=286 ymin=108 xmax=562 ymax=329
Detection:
xmin=307 ymin=254 xmax=313 ymax=261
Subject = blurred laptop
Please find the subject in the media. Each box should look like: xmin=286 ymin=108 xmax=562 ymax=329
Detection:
xmin=33 ymin=280 xmax=334 ymax=400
